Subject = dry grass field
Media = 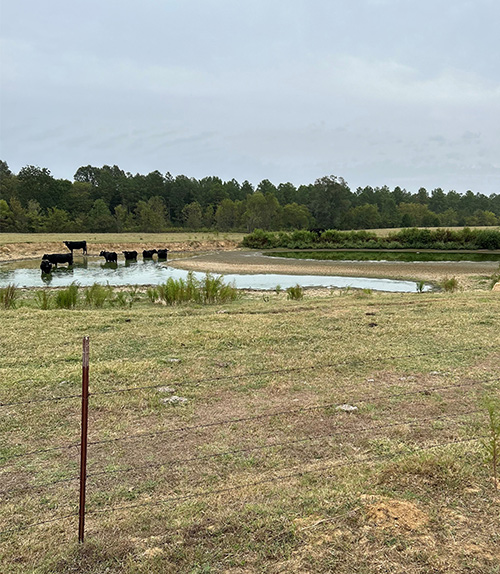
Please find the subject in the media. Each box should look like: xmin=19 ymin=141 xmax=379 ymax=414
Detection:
xmin=1 ymin=288 xmax=499 ymax=573
xmin=1 ymin=234 xmax=499 ymax=573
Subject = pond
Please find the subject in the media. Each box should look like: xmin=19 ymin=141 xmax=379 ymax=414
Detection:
xmin=267 ymin=250 xmax=500 ymax=263
xmin=0 ymin=258 xmax=430 ymax=293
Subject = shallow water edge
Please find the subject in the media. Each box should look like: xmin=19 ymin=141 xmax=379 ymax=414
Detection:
xmin=0 ymin=257 xmax=431 ymax=293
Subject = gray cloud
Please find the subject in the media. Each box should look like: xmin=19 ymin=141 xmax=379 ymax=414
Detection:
xmin=1 ymin=0 xmax=499 ymax=194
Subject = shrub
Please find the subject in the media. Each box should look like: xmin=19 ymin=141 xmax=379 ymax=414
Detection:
xmin=241 ymin=229 xmax=278 ymax=249
xmin=416 ymin=280 xmax=425 ymax=293
xmin=0 ymin=284 xmax=18 ymax=309
xmin=476 ymin=229 xmax=500 ymax=250
xmin=286 ymin=284 xmax=303 ymax=300
xmin=55 ymin=283 xmax=79 ymax=309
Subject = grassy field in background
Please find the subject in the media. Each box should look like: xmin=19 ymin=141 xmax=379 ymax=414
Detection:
xmin=1 ymin=288 xmax=499 ymax=573
xmin=0 ymin=232 xmax=246 ymax=246
xmin=1 ymin=228 xmax=498 ymax=246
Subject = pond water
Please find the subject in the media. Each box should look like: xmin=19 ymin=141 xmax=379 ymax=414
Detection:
xmin=267 ymin=250 xmax=500 ymax=263
xmin=0 ymin=258 xmax=430 ymax=293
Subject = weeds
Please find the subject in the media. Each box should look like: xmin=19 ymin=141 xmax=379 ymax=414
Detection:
xmin=441 ymin=277 xmax=459 ymax=292
xmin=146 ymin=286 xmax=159 ymax=303
xmin=54 ymin=282 xmax=79 ymax=309
xmin=111 ymin=292 xmax=130 ymax=308
xmin=34 ymin=290 xmax=52 ymax=310
xmin=286 ymin=284 xmax=303 ymax=300
xmin=128 ymin=285 xmax=142 ymax=308
xmin=416 ymin=280 xmax=425 ymax=293
xmin=0 ymin=283 xmax=18 ymax=309
xmin=157 ymin=272 xmax=238 ymax=305
xmin=84 ymin=283 xmax=113 ymax=308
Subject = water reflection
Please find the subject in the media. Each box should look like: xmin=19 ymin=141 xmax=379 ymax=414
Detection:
xmin=0 ymin=258 xmax=430 ymax=292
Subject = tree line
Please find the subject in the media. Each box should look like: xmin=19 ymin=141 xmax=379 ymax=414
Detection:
xmin=1 ymin=160 xmax=499 ymax=233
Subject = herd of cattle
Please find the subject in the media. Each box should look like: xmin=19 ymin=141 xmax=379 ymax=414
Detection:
xmin=40 ymin=241 xmax=169 ymax=273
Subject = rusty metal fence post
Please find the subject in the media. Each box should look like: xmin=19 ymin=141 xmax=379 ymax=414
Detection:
xmin=79 ymin=336 xmax=90 ymax=543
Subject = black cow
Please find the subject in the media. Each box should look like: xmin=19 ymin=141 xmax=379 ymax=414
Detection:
xmin=123 ymin=250 xmax=138 ymax=261
xmin=63 ymin=240 xmax=87 ymax=254
xmin=310 ymin=228 xmax=326 ymax=236
xmin=157 ymin=249 xmax=169 ymax=260
xmin=100 ymin=250 xmax=118 ymax=263
xmin=42 ymin=253 xmax=73 ymax=267
xmin=143 ymin=249 xmax=157 ymax=259
xmin=40 ymin=259 xmax=53 ymax=274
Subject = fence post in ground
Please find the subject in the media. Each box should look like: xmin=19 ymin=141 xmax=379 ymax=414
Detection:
xmin=79 ymin=336 xmax=90 ymax=543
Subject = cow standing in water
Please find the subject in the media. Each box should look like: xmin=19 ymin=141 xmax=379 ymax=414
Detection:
xmin=42 ymin=253 xmax=73 ymax=267
xmin=157 ymin=249 xmax=169 ymax=261
xmin=100 ymin=251 xmax=118 ymax=263
xmin=123 ymin=251 xmax=138 ymax=261
xmin=143 ymin=249 xmax=158 ymax=259
xmin=63 ymin=241 xmax=87 ymax=255
xmin=40 ymin=260 xmax=53 ymax=273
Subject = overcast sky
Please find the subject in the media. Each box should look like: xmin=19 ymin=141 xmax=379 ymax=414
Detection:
xmin=1 ymin=0 xmax=499 ymax=194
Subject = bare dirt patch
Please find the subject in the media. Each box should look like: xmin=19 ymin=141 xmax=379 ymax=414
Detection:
xmin=363 ymin=496 xmax=429 ymax=530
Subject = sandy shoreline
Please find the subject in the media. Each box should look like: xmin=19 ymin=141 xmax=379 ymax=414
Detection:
xmin=167 ymin=249 xmax=498 ymax=289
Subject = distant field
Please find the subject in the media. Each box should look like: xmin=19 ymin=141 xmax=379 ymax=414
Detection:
xmin=1 ymin=289 xmax=499 ymax=573
xmin=1 ymin=227 xmax=498 ymax=245
xmin=0 ymin=232 xmax=246 ymax=246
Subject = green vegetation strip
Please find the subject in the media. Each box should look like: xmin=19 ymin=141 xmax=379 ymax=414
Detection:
xmin=243 ymin=227 xmax=500 ymax=250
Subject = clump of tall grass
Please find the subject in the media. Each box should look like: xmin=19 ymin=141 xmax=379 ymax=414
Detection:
xmin=84 ymin=283 xmax=112 ymax=308
xmin=54 ymin=283 xmax=79 ymax=309
xmin=286 ymin=284 xmax=303 ymax=300
xmin=34 ymin=290 xmax=52 ymax=310
xmin=157 ymin=272 xmax=238 ymax=305
xmin=441 ymin=277 xmax=459 ymax=292
xmin=111 ymin=291 xmax=130 ymax=308
xmin=0 ymin=284 xmax=18 ymax=309
xmin=128 ymin=285 xmax=142 ymax=307
xmin=146 ymin=286 xmax=159 ymax=303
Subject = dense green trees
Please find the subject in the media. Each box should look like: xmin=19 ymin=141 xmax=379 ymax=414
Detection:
xmin=0 ymin=160 xmax=499 ymax=233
